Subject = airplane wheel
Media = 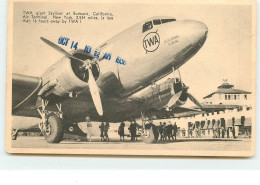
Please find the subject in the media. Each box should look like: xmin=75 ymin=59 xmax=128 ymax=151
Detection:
xmin=44 ymin=114 xmax=64 ymax=143
xmin=142 ymin=124 xmax=159 ymax=144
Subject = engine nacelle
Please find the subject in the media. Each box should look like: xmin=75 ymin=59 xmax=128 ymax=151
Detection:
xmin=39 ymin=50 xmax=100 ymax=98
xmin=142 ymin=78 xmax=187 ymax=110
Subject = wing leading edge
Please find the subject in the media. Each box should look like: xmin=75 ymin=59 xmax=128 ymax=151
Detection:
xmin=12 ymin=73 xmax=42 ymax=112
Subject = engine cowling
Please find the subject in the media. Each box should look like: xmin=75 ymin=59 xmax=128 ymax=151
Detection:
xmin=142 ymin=78 xmax=187 ymax=110
xmin=39 ymin=50 xmax=100 ymax=98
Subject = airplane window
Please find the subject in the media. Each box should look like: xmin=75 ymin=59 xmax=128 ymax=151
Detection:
xmin=142 ymin=21 xmax=153 ymax=33
xmin=153 ymin=19 xmax=161 ymax=25
xmin=161 ymin=19 xmax=176 ymax=24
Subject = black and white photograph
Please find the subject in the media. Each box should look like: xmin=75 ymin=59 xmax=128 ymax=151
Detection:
xmin=6 ymin=0 xmax=256 ymax=156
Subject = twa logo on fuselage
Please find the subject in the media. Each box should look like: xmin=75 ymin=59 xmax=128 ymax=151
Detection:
xmin=143 ymin=30 xmax=160 ymax=53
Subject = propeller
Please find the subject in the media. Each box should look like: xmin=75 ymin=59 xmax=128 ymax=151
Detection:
xmin=167 ymin=91 xmax=182 ymax=107
xmin=187 ymin=92 xmax=203 ymax=108
xmin=40 ymin=37 xmax=103 ymax=116
xmin=182 ymin=83 xmax=202 ymax=108
xmin=167 ymin=69 xmax=203 ymax=109
xmin=88 ymin=69 xmax=103 ymax=116
xmin=41 ymin=37 xmax=88 ymax=65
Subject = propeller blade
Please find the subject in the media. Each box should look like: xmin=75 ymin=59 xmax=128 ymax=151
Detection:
xmin=88 ymin=69 xmax=103 ymax=116
xmin=167 ymin=91 xmax=183 ymax=107
xmin=40 ymin=37 xmax=86 ymax=65
xmin=187 ymin=93 xmax=203 ymax=108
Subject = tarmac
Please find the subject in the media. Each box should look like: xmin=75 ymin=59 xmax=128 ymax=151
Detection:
xmin=11 ymin=136 xmax=252 ymax=152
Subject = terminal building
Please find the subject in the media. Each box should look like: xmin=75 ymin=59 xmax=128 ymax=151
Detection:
xmin=201 ymin=80 xmax=252 ymax=112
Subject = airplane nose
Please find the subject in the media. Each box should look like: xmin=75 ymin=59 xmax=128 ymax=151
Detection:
xmin=187 ymin=20 xmax=208 ymax=44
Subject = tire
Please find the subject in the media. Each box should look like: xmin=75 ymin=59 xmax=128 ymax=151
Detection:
xmin=44 ymin=114 xmax=64 ymax=143
xmin=142 ymin=124 xmax=159 ymax=144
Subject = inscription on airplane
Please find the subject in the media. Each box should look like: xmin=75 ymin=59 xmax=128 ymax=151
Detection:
xmin=164 ymin=35 xmax=180 ymax=46
xmin=57 ymin=36 xmax=127 ymax=65
xmin=143 ymin=31 xmax=160 ymax=53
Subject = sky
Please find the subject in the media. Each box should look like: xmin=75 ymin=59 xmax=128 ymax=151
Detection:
xmin=12 ymin=2 xmax=255 ymax=103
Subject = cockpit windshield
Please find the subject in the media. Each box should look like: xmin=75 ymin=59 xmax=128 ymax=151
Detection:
xmin=142 ymin=18 xmax=176 ymax=33
xmin=142 ymin=21 xmax=153 ymax=33
xmin=153 ymin=19 xmax=161 ymax=25
xmin=161 ymin=19 xmax=176 ymax=24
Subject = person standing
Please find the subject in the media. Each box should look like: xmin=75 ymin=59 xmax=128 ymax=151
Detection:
xmin=167 ymin=122 xmax=174 ymax=140
xmin=189 ymin=127 xmax=193 ymax=138
xmin=232 ymin=118 xmax=236 ymax=139
xmin=104 ymin=122 xmax=110 ymax=141
xmin=221 ymin=126 xmax=225 ymax=138
xmin=86 ymin=120 xmax=93 ymax=142
xmin=163 ymin=122 xmax=168 ymax=141
xmin=194 ymin=127 xmax=198 ymax=138
xmin=173 ymin=122 xmax=178 ymax=141
xmin=118 ymin=122 xmax=125 ymax=141
xmin=217 ymin=127 xmax=221 ymax=138
xmin=85 ymin=116 xmax=93 ymax=142
xmin=182 ymin=128 xmax=186 ymax=138
xmin=158 ymin=122 xmax=164 ymax=140
xmin=129 ymin=122 xmax=136 ymax=141
xmin=99 ymin=122 xmax=105 ymax=141
xmin=133 ymin=120 xmax=138 ymax=141
xmin=213 ymin=127 xmax=217 ymax=138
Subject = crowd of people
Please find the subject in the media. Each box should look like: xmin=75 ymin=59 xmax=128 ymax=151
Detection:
xmin=188 ymin=126 xmax=236 ymax=139
xmin=188 ymin=118 xmax=237 ymax=139
xmin=83 ymin=116 xmax=240 ymax=143
xmin=83 ymin=116 xmax=179 ymax=142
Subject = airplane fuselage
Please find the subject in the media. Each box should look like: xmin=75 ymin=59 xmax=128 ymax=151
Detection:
xmin=13 ymin=16 xmax=208 ymax=122
xmin=95 ymin=17 xmax=208 ymax=95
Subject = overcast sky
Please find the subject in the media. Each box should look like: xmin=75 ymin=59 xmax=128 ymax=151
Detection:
xmin=13 ymin=2 xmax=254 ymax=103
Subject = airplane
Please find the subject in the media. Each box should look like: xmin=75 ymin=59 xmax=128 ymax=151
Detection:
xmin=12 ymin=16 xmax=208 ymax=143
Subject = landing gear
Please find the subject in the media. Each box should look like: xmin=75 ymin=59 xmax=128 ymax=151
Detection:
xmin=140 ymin=111 xmax=159 ymax=144
xmin=37 ymin=99 xmax=64 ymax=143
xmin=42 ymin=113 xmax=64 ymax=143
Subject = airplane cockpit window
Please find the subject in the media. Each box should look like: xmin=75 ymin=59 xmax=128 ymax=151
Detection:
xmin=161 ymin=19 xmax=176 ymax=24
xmin=142 ymin=21 xmax=153 ymax=33
xmin=142 ymin=19 xmax=176 ymax=32
xmin=153 ymin=19 xmax=161 ymax=25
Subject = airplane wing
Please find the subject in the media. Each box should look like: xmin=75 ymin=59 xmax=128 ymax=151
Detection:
xmin=145 ymin=106 xmax=202 ymax=119
xmin=12 ymin=73 xmax=42 ymax=116
xmin=171 ymin=106 xmax=202 ymax=113
xmin=169 ymin=106 xmax=203 ymax=117
xmin=11 ymin=71 xmax=143 ymax=121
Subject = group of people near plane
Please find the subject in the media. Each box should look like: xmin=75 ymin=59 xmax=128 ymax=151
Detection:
xmin=118 ymin=120 xmax=179 ymax=142
xmin=158 ymin=121 xmax=178 ymax=141
xmin=83 ymin=116 xmax=239 ymax=142
xmin=84 ymin=116 xmax=179 ymax=142
xmin=118 ymin=121 xmax=140 ymax=142
xmin=83 ymin=117 xmax=111 ymax=142
xmin=99 ymin=122 xmax=110 ymax=141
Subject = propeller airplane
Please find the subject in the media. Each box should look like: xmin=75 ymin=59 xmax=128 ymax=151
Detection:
xmin=12 ymin=16 xmax=208 ymax=143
